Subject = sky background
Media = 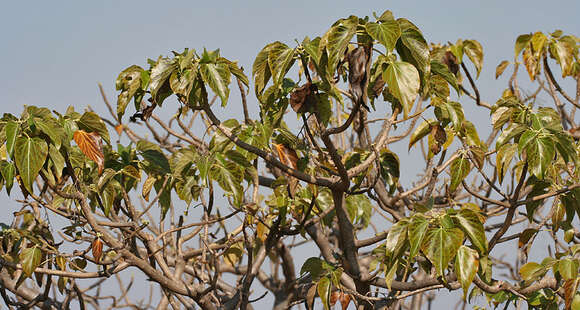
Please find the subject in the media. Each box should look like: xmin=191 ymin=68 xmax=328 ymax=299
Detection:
xmin=1 ymin=1 xmax=579 ymax=309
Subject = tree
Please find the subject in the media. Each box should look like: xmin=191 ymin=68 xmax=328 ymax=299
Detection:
xmin=0 ymin=9 xmax=579 ymax=310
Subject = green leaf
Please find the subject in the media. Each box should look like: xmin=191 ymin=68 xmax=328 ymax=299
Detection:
xmin=253 ymin=42 xmax=276 ymax=97
xmin=137 ymin=140 xmax=171 ymax=174
xmin=525 ymin=136 xmax=555 ymax=179
xmin=455 ymin=245 xmax=479 ymax=299
xmin=408 ymin=215 xmax=429 ymax=259
xmin=345 ymin=194 xmax=372 ymax=228
xmin=550 ymin=37 xmax=576 ymax=77
xmin=396 ymin=21 xmax=430 ymax=75
xmin=5 ymin=121 xmax=19 ymax=158
xmin=78 ymin=112 xmax=110 ymax=144
xmin=519 ymin=262 xmax=545 ymax=282
xmin=19 ymin=247 xmax=42 ymax=278
xmin=116 ymin=65 xmax=144 ymax=121
xmin=514 ymin=34 xmax=532 ymax=59
xmin=463 ymin=40 xmax=483 ymax=78
xmin=409 ymin=119 xmax=435 ymax=150
xmin=496 ymin=123 xmax=526 ymax=149
xmin=267 ymin=42 xmax=295 ymax=88
xmin=379 ymin=149 xmax=400 ymax=193
xmin=431 ymin=61 xmax=459 ymax=94
xmin=317 ymin=276 xmax=331 ymax=310
xmin=14 ymin=136 xmax=48 ymax=194
xmin=210 ymin=154 xmax=243 ymax=207
xmin=559 ymin=258 xmax=579 ymax=280
xmin=149 ymin=57 xmax=177 ymax=104
xmin=444 ymin=101 xmax=465 ymax=131
xmin=169 ymin=67 xmax=197 ymax=99
xmin=454 ymin=208 xmax=487 ymax=254
xmin=34 ymin=118 xmax=65 ymax=149
xmin=496 ymin=143 xmax=517 ymax=185
xmin=320 ymin=16 xmax=358 ymax=73
xmin=300 ymin=257 xmax=325 ymax=279
xmin=0 ymin=160 xmax=15 ymax=195
xmin=200 ymin=62 xmax=231 ymax=106
xmin=421 ymin=227 xmax=464 ymax=277
xmin=383 ymin=61 xmax=420 ymax=117
xmin=495 ymin=60 xmax=510 ymax=79
xmin=365 ymin=20 xmax=401 ymax=52
xmin=385 ymin=219 xmax=409 ymax=256
xmin=449 ymin=154 xmax=470 ymax=192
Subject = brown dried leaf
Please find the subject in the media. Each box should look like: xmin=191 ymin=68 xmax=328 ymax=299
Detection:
xmin=339 ymin=292 xmax=352 ymax=310
xmin=330 ymin=291 xmax=340 ymax=306
xmin=563 ymin=278 xmax=578 ymax=310
xmin=289 ymin=82 xmax=316 ymax=113
xmin=442 ymin=51 xmax=459 ymax=75
xmin=73 ymin=130 xmax=104 ymax=174
xmin=431 ymin=124 xmax=447 ymax=145
xmin=91 ymin=238 xmax=103 ymax=263
xmin=522 ymin=47 xmax=538 ymax=81
xmin=306 ymin=284 xmax=317 ymax=310
xmin=273 ymin=143 xmax=300 ymax=197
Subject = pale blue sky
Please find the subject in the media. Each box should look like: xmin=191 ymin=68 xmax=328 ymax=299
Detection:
xmin=2 ymin=0 xmax=579 ymax=118
xmin=1 ymin=1 xmax=579 ymax=309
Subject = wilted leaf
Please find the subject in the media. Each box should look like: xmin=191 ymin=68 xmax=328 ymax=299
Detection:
xmin=495 ymin=60 xmax=510 ymax=79
xmin=73 ymin=130 xmax=105 ymax=174
xmin=289 ymin=82 xmax=317 ymax=113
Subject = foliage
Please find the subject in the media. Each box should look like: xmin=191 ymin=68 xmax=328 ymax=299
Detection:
xmin=0 ymin=9 xmax=579 ymax=310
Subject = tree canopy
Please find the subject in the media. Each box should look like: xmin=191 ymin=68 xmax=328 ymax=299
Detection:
xmin=0 ymin=9 xmax=579 ymax=310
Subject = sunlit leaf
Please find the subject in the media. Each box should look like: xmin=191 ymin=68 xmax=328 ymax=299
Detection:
xmin=318 ymin=276 xmax=331 ymax=310
xmin=14 ymin=136 xmax=48 ymax=194
xmin=383 ymin=61 xmax=420 ymax=117
xmin=365 ymin=20 xmax=401 ymax=52
xmin=421 ymin=227 xmax=463 ymax=277
xmin=268 ymin=42 xmax=295 ymax=87
xmin=19 ymin=247 xmax=42 ymax=278
xmin=409 ymin=119 xmax=435 ymax=150
xmin=463 ymin=40 xmax=483 ymax=78
xmin=449 ymin=154 xmax=470 ymax=192
xmin=73 ymin=130 xmax=105 ymax=174
xmin=455 ymin=245 xmax=479 ymax=299
xmin=116 ymin=65 xmax=144 ymax=121
xmin=200 ymin=62 xmax=231 ymax=106
xmin=454 ymin=208 xmax=487 ymax=254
